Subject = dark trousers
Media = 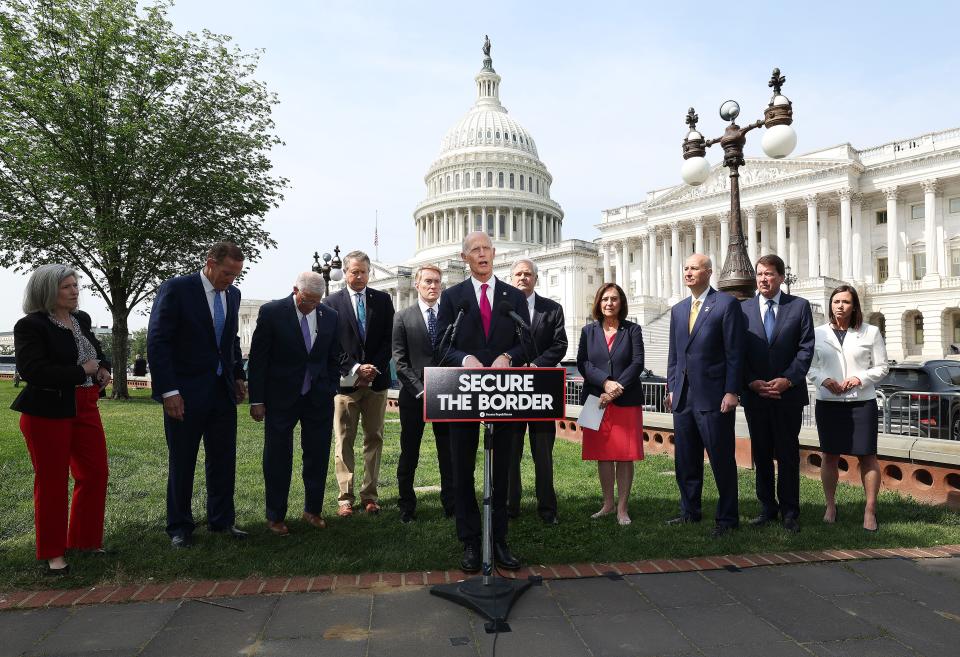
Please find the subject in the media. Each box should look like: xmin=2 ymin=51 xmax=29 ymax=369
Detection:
xmin=164 ymin=382 xmax=236 ymax=537
xmin=449 ymin=421 xmax=516 ymax=546
xmin=507 ymin=420 xmax=558 ymax=518
xmin=673 ymin=401 xmax=739 ymax=527
xmin=263 ymin=393 xmax=334 ymax=522
xmin=397 ymin=388 xmax=454 ymax=515
xmin=744 ymin=403 xmax=802 ymax=521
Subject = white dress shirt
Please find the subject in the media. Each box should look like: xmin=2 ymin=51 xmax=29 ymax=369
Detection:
xmin=417 ymin=296 xmax=439 ymax=332
xmin=526 ymin=291 xmax=536 ymax=323
xmin=469 ymin=276 xmax=496 ymax=309
xmin=295 ymin=295 xmax=318 ymax=349
xmin=758 ymin=289 xmax=782 ymax=323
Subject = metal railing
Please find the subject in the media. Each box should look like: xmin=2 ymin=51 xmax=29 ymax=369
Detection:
xmin=565 ymin=378 xmax=960 ymax=441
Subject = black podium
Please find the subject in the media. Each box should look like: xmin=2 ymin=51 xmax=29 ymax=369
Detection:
xmin=423 ymin=367 xmax=565 ymax=630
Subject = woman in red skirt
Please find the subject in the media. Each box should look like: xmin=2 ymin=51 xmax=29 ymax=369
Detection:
xmin=577 ymin=283 xmax=645 ymax=525
xmin=12 ymin=264 xmax=112 ymax=576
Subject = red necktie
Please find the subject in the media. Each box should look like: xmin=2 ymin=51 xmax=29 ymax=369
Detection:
xmin=479 ymin=283 xmax=492 ymax=338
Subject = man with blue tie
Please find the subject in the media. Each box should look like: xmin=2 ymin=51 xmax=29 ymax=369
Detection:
xmin=323 ymin=251 xmax=395 ymax=517
xmin=391 ymin=264 xmax=455 ymax=522
xmin=666 ymin=253 xmax=745 ymax=538
xmin=740 ymin=254 xmax=814 ymax=533
xmin=247 ymin=272 xmax=342 ymax=535
xmin=148 ymin=242 xmax=248 ymax=548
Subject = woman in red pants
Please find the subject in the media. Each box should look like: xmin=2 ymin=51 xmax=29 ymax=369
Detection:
xmin=12 ymin=264 xmax=112 ymax=576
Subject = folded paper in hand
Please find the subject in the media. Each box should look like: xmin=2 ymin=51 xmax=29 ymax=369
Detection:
xmin=577 ymin=394 xmax=605 ymax=431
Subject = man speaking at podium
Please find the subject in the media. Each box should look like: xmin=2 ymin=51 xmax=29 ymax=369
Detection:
xmin=435 ymin=231 xmax=529 ymax=573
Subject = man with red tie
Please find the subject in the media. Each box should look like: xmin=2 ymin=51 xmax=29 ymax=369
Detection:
xmin=434 ymin=231 xmax=529 ymax=573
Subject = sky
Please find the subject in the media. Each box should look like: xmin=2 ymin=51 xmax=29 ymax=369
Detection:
xmin=2 ymin=0 xmax=959 ymax=331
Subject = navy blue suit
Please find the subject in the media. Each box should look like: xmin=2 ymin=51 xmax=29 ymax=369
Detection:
xmin=740 ymin=292 xmax=814 ymax=521
xmin=435 ymin=277 xmax=527 ymax=546
xmin=147 ymin=272 xmax=245 ymax=538
xmin=577 ymin=320 xmax=645 ymax=407
xmin=666 ymin=287 xmax=744 ymax=527
xmin=247 ymin=296 xmax=342 ymax=522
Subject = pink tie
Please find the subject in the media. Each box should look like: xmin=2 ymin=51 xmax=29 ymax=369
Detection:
xmin=479 ymin=283 xmax=492 ymax=338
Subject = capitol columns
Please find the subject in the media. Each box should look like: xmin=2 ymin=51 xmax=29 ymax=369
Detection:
xmin=693 ymin=216 xmax=704 ymax=254
xmin=922 ymin=179 xmax=940 ymax=279
xmin=670 ymin=223 xmax=681 ymax=302
xmin=773 ymin=199 xmax=787 ymax=259
xmin=804 ymin=194 xmax=819 ymax=278
xmin=648 ymin=229 xmax=659 ymax=298
xmin=602 ymin=242 xmax=612 ymax=284
xmin=788 ymin=210 xmax=799 ymax=277
xmin=718 ymin=211 xmax=730 ymax=273
xmin=884 ymin=186 xmax=901 ymax=283
xmin=638 ymin=231 xmax=649 ymax=296
xmin=838 ymin=187 xmax=853 ymax=281
xmin=612 ymin=241 xmax=625 ymax=289
xmin=851 ymin=192 xmax=864 ymax=281
xmin=620 ymin=237 xmax=632 ymax=294
xmin=745 ymin=206 xmax=758 ymax=265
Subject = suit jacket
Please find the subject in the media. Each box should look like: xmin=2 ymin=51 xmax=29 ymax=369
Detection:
xmin=666 ymin=287 xmax=744 ymax=412
xmin=739 ymin=292 xmax=815 ymax=407
xmin=527 ymin=294 xmax=567 ymax=368
xmin=577 ymin=320 xmax=645 ymax=407
xmin=322 ymin=286 xmax=394 ymax=392
xmin=392 ymin=301 xmax=441 ymax=397
xmin=434 ymin=276 xmax=527 ymax=367
xmin=247 ymin=295 xmax=342 ymax=411
xmin=147 ymin=272 xmax=245 ymax=408
xmin=11 ymin=310 xmax=110 ymax=418
xmin=807 ymin=323 xmax=889 ymax=402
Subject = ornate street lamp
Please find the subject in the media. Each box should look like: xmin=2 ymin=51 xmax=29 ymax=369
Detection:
xmin=681 ymin=68 xmax=798 ymax=300
xmin=784 ymin=264 xmax=798 ymax=294
xmin=312 ymin=246 xmax=344 ymax=298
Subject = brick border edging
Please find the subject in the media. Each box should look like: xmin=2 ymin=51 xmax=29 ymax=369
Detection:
xmin=3 ymin=544 xmax=959 ymax=611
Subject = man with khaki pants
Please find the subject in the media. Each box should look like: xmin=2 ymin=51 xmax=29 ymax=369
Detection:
xmin=322 ymin=251 xmax=395 ymax=516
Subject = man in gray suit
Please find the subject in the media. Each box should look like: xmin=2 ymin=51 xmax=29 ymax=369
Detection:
xmin=391 ymin=264 xmax=454 ymax=523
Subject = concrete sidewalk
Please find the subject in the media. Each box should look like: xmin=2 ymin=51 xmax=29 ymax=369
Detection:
xmin=2 ymin=554 xmax=960 ymax=657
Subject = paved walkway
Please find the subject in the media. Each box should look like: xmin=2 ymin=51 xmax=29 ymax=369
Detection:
xmin=2 ymin=548 xmax=960 ymax=657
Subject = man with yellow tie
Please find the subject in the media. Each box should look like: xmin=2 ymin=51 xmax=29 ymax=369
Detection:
xmin=665 ymin=253 xmax=745 ymax=539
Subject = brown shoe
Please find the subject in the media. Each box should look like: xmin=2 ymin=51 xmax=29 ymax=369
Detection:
xmin=337 ymin=504 xmax=353 ymax=518
xmin=266 ymin=520 xmax=289 ymax=536
xmin=302 ymin=512 xmax=327 ymax=529
xmin=363 ymin=500 xmax=381 ymax=514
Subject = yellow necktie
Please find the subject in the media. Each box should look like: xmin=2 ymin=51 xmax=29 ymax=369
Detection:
xmin=688 ymin=300 xmax=701 ymax=334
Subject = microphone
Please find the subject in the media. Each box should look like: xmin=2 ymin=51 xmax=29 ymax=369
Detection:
xmin=497 ymin=300 xmax=531 ymax=332
xmin=438 ymin=301 xmax=470 ymax=362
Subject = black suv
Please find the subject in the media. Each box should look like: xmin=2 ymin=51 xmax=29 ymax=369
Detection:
xmin=876 ymin=360 xmax=960 ymax=440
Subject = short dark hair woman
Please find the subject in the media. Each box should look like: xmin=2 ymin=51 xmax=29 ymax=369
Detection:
xmin=807 ymin=285 xmax=887 ymax=532
xmin=12 ymin=264 xmax=112 ymax=575
xmin=576 ymin=283 xmax=645 ymax=525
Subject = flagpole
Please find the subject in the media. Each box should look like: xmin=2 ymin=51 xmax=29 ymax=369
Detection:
xmin=374 ymin=209 xmax=379 ymax=262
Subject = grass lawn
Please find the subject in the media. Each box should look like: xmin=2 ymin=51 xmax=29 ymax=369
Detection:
xmin=1 ymin=382 xmax=959 ymax=590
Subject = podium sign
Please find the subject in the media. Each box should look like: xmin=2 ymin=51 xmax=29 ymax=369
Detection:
xmin=424 ymin=367 xmax=565 ymax=422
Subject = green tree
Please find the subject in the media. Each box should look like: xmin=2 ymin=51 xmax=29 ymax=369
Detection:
xmin=0 ymin=0 xmax=285 ymax=397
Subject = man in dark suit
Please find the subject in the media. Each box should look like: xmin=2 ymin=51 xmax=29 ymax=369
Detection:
xmin=435 ymin=231 xmax=529 ymax=573
xmin=391 ymin=264 xmax=455 ymax=523
xmin=248 ymin=271 xmax=342 ymax=536
xmin=740 ymin=254 xmax=814 ymax=533
xmin=507 ymin=258 xmax=566 ymax=524
xmin=666 ymin=253 xmax=745 ymax=539
xmin=322 ymin=251 xmax=395 ymax=517
xmin=147 ymin=241 xmax=248 ymax=548
xmin=133 ymin=354 xmax=148 ymax=377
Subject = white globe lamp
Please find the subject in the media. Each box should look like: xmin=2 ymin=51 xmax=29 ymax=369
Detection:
xmin=681 ymin=156 xmax=711 ymax=186
xmin=761 ymin=123 xmax=797 ymax=159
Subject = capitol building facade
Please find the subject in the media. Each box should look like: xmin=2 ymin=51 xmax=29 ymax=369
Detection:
xmin=242 ymin=42 xmax=960 ymax=374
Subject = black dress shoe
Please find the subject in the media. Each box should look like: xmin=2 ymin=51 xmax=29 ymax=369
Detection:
xmin=493 ymin=542 xmax=521 ymax=570
xmin=665 ymin=515 xmax=700 ymax=526
xmin=711 ymin=524 xmax=737 ymax=539
xmin=44 ymin=564 xmax=70 ymax=577
xmin=171 ymin=534 xmax=192 ymax=549
xmin=211 ymin=525 xmax=248 ymax=539
xmin=399 ymin=510 xmax=415 ymax=524
xmin=748 ymin=515 xmax=775 ymax=527
xmin=782 ymin=517 xmax=800 ymax=533
xmin=540 ymin=513 xmax=560 ymax=525
xmin=460 ymin=544 xmax=481 ymax=573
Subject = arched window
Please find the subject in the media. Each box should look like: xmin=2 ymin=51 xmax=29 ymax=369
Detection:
xmin=512 ymin=133 xmax=517 ymax=142
xmin=477 ymin=130 xmax=483 ymax=139
xmin=446 ymin=175 xmax=451 ymax=192
xmin=455 ymin=173 xmax=460 ymax=190
xmin=498 ymin=215 xmax=505 ymax=236
xmin=495 ymin=131 xmax=500 ymax=139
xmin=498 ymin=172 xmax=504 ymax=188
xmin=486 ymin=214 xmax=494 ymax=236
xmin=509 ymin=173 xmax=515 ymax=189
xmin=475 ymin=213 xmax=482 ymax=231
xmin=536 ymin=178 xmax=540 ymax=194
xmin=487 ymin=171 xmax=493 ymax=187
xmin=914 ymin=314 xmax=925 ymax=345
xmin=464 ymin=172 xmax=470 ymax=189
xmin=486 ymin=129 xmax=492 ymax=139
xmin=520 ymin=175 xmax=525 ymax=191
xmin=475 ymin=171 xmax=482 ymax=187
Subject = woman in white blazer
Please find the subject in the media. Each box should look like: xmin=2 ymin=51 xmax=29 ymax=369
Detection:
xmin=807 ymin=285 xmax=888 ymax=532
